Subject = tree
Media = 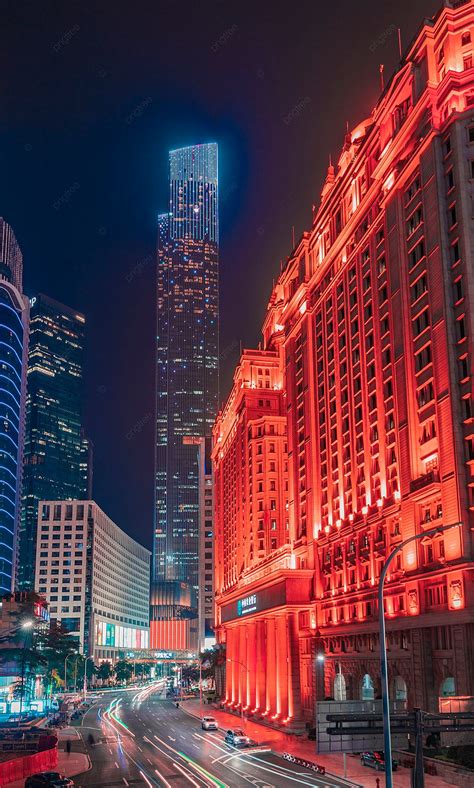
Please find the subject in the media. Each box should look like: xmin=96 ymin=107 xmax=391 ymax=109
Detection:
xmin=97 ymin=661 xmax=113 ymax=684
xmin=114 ymin=659 xmax=133 ymax=684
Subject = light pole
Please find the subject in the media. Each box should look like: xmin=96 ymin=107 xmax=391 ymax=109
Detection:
xmin=64 ymin=652 xmax=79 ymax=693
xmin=83 ymin=656 xmax=94 ymax=699
xmin=378 ymin=521 xmax=461 ymax=788
xmin=18 ymin=620 xmax=34 ymax=724
xmin=226 ymin=658 xmax=250 ymax=730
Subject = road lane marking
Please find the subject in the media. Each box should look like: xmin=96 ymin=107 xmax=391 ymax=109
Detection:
xmin=122 ymin=779 xmax=129 ymax=786
xmin=114 ymin=761 xmax=119 ymax=769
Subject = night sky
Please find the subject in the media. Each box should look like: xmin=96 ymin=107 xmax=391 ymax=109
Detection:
xmin=3 ymin=0 xmax=440 ymax=549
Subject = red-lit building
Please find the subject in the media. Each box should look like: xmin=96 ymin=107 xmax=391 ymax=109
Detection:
xmin=213 ymin=0 xmax=474 ymax=732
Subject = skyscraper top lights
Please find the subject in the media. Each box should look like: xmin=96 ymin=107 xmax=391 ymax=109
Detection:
xmin=168 ymin=143 xmax=218 ymax=244
xmin=0 ymin=218 xmax=23 ymax=293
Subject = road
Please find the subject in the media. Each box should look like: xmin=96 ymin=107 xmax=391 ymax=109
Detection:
xmin=73 ymin=683 xmax=356 ymax=788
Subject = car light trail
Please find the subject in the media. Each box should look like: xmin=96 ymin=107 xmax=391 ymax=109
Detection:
xmin=172 ymin=761 xmax=201 ymax=787
xmin=178 ymin=751 xmax=228 ymax=788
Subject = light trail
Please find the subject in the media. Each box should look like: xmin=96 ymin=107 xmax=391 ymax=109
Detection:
xmin=172 ymin=761 xmax=201 ymax=787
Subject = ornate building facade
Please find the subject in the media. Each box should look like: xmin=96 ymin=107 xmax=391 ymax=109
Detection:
xmin=214 ymin=0 xmax=474 ymax=732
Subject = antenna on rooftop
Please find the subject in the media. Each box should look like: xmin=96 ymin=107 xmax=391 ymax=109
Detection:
xmin=397 ymin=28 xmax=402 ymax=59
xmin=379 ymin=63 xmax=385 ymax=91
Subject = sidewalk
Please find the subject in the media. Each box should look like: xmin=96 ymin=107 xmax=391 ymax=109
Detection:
xmin=5 ymin=728 xmax=90 ymax=788
xmin=180 ymin=698 xmax=457 ymax=787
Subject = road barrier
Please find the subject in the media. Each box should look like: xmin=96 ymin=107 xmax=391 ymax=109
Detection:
xmin=281 ymin=752 xmax=326 ymax=774
xmin=0 ymin=735 xmax=58 ymax=785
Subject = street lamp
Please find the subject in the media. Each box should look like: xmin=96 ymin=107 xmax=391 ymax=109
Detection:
xmin=226 ymin=658 xmax=250 ymax=730
xmin=18 ymin=619 xmax=34 ymax=724
xmin=64 ymin=652 xmax=79 ymax=693
xmin=83 ymin=656 xmax=94 ymax=699
xmin=378 ymin=521 xmax=461 ymax=788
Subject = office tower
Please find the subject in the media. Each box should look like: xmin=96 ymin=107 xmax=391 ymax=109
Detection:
xmin=0 ymin=218 xmax=28 ymax=593
xmin=152 ymin=143 xmax=219 ymax=649
xmin=214 ymin=0 xmax=474 ymax=731
xmin=0 ymin=218 xmax=23 ymax=294
xmin=19 ymin=295 xmax=87 ymax=589
xmin=35 ymin=501 xmax=150 ymax=659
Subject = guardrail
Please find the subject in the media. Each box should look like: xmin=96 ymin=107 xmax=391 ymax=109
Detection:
xmin=0 ymin=735 xmax=58 ymax=786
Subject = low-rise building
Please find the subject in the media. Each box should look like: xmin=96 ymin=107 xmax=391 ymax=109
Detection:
xmin=35 ymin=501 xmax=150 ymax=661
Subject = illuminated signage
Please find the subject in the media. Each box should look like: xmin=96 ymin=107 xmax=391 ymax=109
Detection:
xmin=222 ymin=582 xmax=287 ymax=623
xmin=237 ymin=594 xmax=257 ymax=616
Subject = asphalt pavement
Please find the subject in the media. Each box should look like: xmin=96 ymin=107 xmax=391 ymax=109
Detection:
xmin=73 ymin=683 xmax=358 ymax=788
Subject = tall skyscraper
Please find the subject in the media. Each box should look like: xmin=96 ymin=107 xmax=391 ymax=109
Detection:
xmin=0 ymin=218 xmax=23 ymax=294
xmin=214 ymin=0 xmax=474 ymax=729
xmin=152 ymin=143 xmax=219 ymax=649
xmin=0 ymin=218 xmax=28 ymax=593
xmin=19 ymin=294 xmax=88 ymax=589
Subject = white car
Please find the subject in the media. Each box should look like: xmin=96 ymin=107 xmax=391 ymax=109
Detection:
xmin=201 ymin=716 xmax=218 ymax=730
xmin=224 ymin=728 xmax=250 ymax=747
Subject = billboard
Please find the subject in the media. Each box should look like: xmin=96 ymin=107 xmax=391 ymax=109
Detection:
xmin=221 ymin=581 xmax=286 ymax=623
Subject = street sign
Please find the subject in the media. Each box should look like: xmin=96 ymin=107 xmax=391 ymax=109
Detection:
xmin=316 ymin=699 xmax=408 ymax=753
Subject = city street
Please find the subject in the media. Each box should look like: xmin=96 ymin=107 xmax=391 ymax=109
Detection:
xmin=73 ymin=684 xmax=357 ymax=788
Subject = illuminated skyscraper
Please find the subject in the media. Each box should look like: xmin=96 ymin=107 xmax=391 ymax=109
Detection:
xmin=152 ymin=143 xmax=219 ymax=649
xmin=18 ymin=294 xmax=88 ymax=589
xmin=0 ymin=218 xmax=28 ymax=593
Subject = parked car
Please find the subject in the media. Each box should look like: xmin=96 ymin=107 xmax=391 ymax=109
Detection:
xmin=224 ymin=728 xmax=250 ymax=747
xmin=360 ymin=752 xmax=398 ymax=771
xmin=25 ymin=773 xmax=74 ymax=788
xmin=201 ymin=716 xmax=218 ymax=731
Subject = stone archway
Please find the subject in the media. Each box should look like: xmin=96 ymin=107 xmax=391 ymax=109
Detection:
xmin=392 ymin=675 xmax=408 ymax=702
xmin=440 ymin=676 xmax=456 ymax=697
xmin=334 ymin=672 xmax=347 ymax=701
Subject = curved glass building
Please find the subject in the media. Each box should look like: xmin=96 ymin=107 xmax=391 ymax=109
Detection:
xmin=0 ymin=219 xmax=28 ymax=593
xmin=0 ymin=280 xmax=27 ymax=592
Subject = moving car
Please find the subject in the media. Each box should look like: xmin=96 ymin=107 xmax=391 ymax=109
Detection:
xmin=224 ymin=728 xmax=250 ymax=747
xmin=201 ymin=716 xmax=218 ymax=731
xmin=25 ymin=773 xmax=74 ymax=788
xmin=360 ymin=751 xmax=398 ymax=771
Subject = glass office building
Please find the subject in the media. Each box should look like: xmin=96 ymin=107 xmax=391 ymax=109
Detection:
xmin=19 ymin=294 xmax=87 ymax=589
xmin=153 ymin=144 xmax=219 ymax=644
xmin=0 ymin=219 xmax=28 ymax=593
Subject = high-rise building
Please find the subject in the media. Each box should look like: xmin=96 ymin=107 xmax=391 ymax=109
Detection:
xmin=19 ymin=294 xmax=88 ymax=590
xmin=35 ymin=500 xmax=150 ymax=660
xmin=214 ymin=0 xmax=474 ymax=731
xmin=0 ymin=218 xmax=28 ymax=594
xmin=0 ymin=218 xmax=23 ymax=294
xmin=152 ymin=143 xmax=219 ymax=649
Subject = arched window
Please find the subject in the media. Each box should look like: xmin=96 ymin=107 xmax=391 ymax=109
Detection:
xmin=334 ymin=673 xmax=346 ymax=701
xmin=361 ymin=673 xmax=374 ymax=700
xmin=392 ymin=675 xmax=407 ymax=701
xmin=440 ymin=677 xmax=456 ymax=697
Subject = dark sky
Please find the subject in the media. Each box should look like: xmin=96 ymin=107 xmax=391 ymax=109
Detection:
xmin=3 ymin=0 xmax=440 ymax=550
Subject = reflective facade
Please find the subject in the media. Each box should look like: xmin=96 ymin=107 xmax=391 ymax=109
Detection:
xmin=0 ymin=219 xmax=28 ymax=593
xmin=154 ymin=144 xmax=219 ymax=595
xmin=19 ymin=295 xmax=87 ymax=589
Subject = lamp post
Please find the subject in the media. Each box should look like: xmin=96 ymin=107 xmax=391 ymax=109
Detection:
xmin=64 ymin=652 xmax=78 ymax=693
xmin=18 ymin=620 xmax=34 ymax=725
xmin=226 ymin=658 xmax=250 ymax=730
xmin=378 ymin=521 xmax=461 ymax=788
xmin=83 ymin=656 xmax=94 ymax=699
